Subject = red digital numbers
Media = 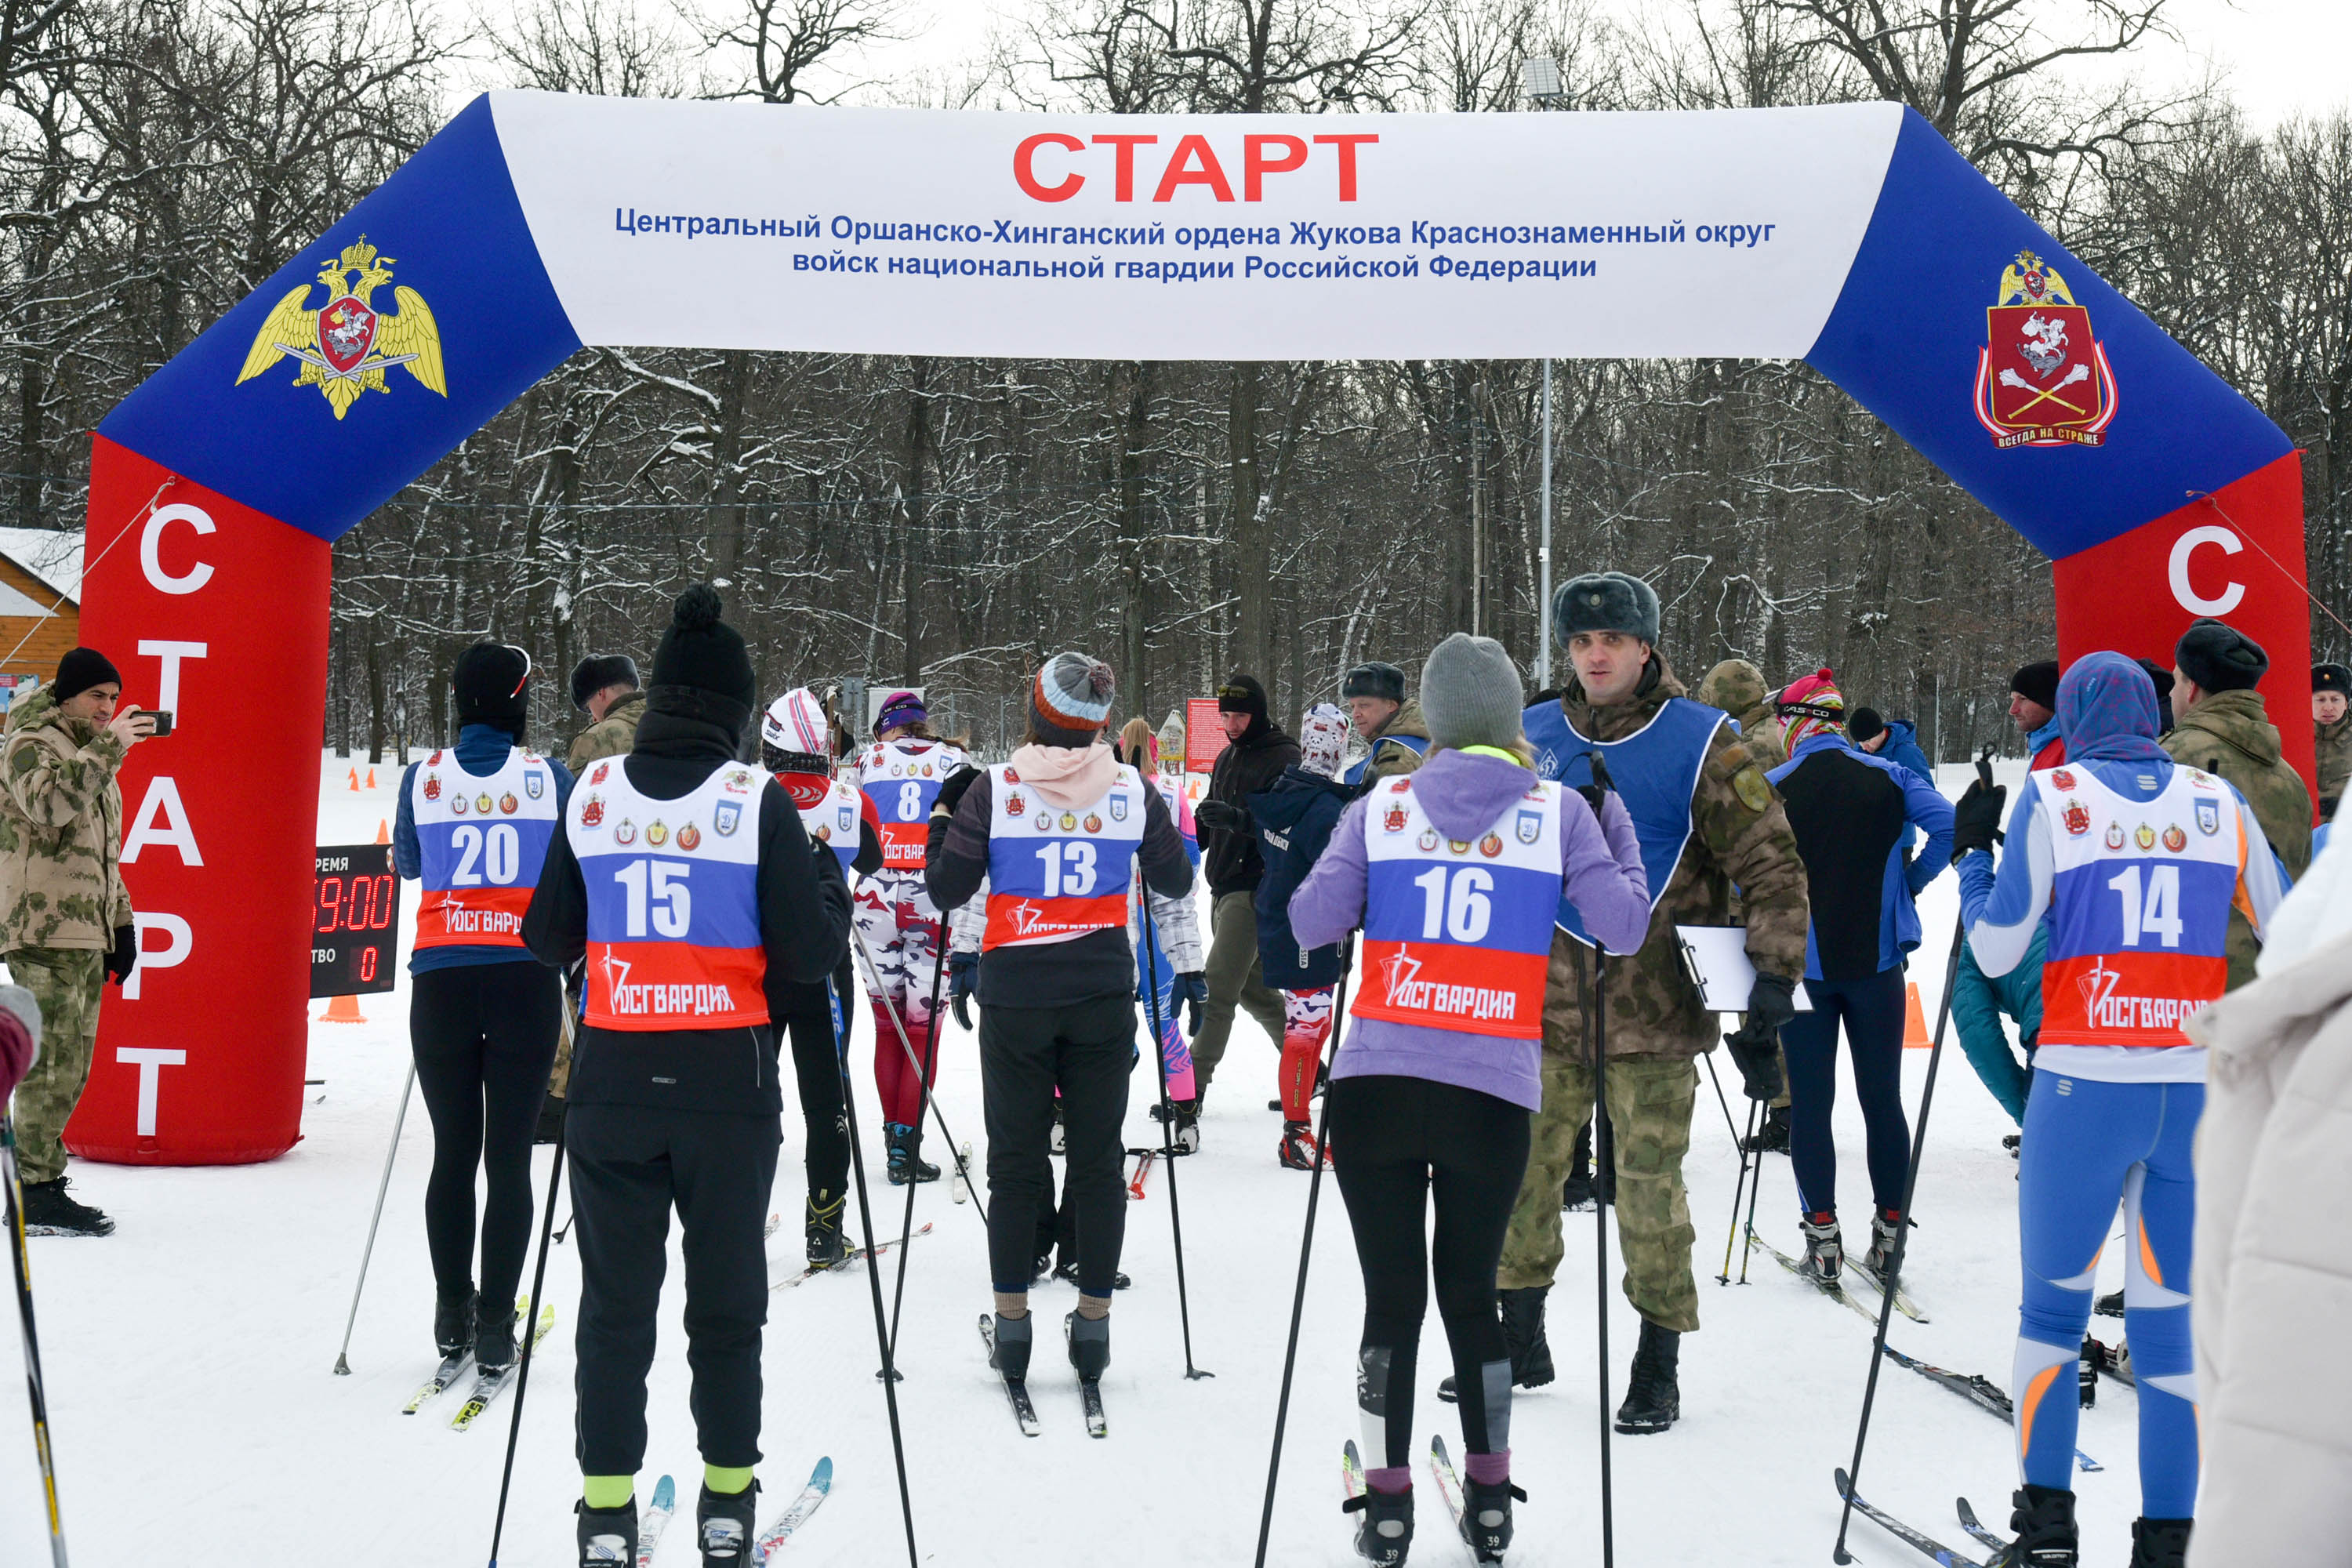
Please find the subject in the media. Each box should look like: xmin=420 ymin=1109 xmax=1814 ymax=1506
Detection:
xmin=316 ymin=873 xmax=399 ymax=933
xmin=318 ymin=876 xmax=342 ymax=933
xmin=358 ymin=945 xmax=378 ymax=983
xmin=372 ymin=873 xmax=395 ymax=929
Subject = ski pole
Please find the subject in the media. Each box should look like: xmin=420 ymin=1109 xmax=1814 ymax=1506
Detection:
xmin=333 ymin=1060 xmax=415 ymax=1375
xmin=829 ymin=977 xmax=921 ymax=1568
xmin=1698 ymin=1045 xmax=1747 ymax=1149
xmin=1590 ymin=944 xmax=1614 ymax=1568
xmin=4 ymin=1112 xmax=67 ymax=1567
xmin=1715 ymin=1075 xmax=1759 ymax=1287
xmin=487 ymin=1101 xmax=566 ymax=1568
xmin=852 ymin=925 xmax=987 ymax=1230
xmin=1831 ymin=907 xmax=1965 ymax=1565
xmin=1138 ymin=886 xmax=1210 ymax=1381
xmin=1250 ymin=936 xmax=1354 ymax=1568
xmin=880 ymin=938 xmax=950 ymax=1377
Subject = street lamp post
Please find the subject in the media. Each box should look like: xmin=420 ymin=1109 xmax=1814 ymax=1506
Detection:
xmin=1523 ymin=57 xmax=1567 ymax=688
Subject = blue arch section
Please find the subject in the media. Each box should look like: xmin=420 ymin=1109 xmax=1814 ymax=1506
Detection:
xmin=98 ymin=96 xmax=583 ymax=543
xmin=1802 ymin=109 xmax=2292 ymax=561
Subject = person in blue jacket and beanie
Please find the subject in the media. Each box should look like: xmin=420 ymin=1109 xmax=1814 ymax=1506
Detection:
xmin=1252 ymin=702 xmax=1355 ymax=1168
xmin=1766 ymin=670 xmax=1954 ymax=1291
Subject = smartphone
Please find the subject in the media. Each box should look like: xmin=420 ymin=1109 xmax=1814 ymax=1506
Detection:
xmin=143 ymin=710 xmax=174 ymax=738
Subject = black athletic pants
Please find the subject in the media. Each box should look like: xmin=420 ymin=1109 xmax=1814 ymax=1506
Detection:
xmin=981 ymin=992 xmax=1133 ymax=1298
xmin=568 ymin=1102 xmax=780 ymax=1475
xmin=779 ymin=955 xmax=855 ymax=1207
xmin=408 ymin=960 xmax=562 ymax=1316
xmin=1330 ymin=1074 xmax=1531 ymax=1472
xmin=1780 ymin=965 xmax=1910 ymax=1218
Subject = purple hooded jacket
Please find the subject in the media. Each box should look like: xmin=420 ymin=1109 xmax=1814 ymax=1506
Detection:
xmin=1290 ymin=749 xmax=1650 ymax=1110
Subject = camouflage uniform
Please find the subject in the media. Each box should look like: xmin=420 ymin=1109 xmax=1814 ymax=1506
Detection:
xmin=2315 ymin=712 xmax=2352 ymax=819
xmin=1498 ymin=655 xmax=1809 ymax=1333
xmin=1694 ymin=659 xmax=1786 ymax=771
xmin=0 ymin=684 xmax=132 ymax=1184
xmin=564 ymin=688 xmax=645 ymax=775
xmin=2161 ymin=688 xmax=2312 ymax=989
xmin=1362 ymin=699 xmax=1431 ymax=782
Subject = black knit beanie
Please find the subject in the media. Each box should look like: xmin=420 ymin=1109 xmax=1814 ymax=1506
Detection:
xmin=1217 ymin=673 xmax=1269 ymax=721
xmin=650 ymin=585 xmax=757 ymax=730
xmin=1846 ymin=707 xmax=1886 ymax=746
xmin=2010 ymin=660 xmax=2060 ymax=711
xmin=452 ymin=643 xmax=531 ymax=742
xmin=568 ymin=653 xmax=639 ymax=713
xmin=2176 ymin=619 xmax=2267 ymax=694
xmin=52 ymin=647 xmax=122 ymax=703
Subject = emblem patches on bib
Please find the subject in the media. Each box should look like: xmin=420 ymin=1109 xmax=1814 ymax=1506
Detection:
xmin=1385 ymin=806 xmax=1408 ymax=833
xmin=524 ymin=773 xmax=544 ymax=800
xmin=2061 ymin=799 xmax=2091 ymax=836
xmin=580 ymin=797 xmax=604 ymax=828
xmin=1083 ymin=814 xmax=1102 ymax=834
xmin=1004 ymin=767 xmax=1021 ymax=784
xmin=423 ymin=774 xmax=441 ymax=801
xmin=499 ymin=793 xmax=519 ymax=815
xmin=1479 ymin=833 xmax=1504 ymax=858
xmin=2196 ymin=800 xmax=2220 ymax=836
xmin=1109 ymin=794 xmax=1127 ymax=822
xmin=1036 ymin=812 xmax=1053 ymax=832
xmin=1516 ymin=809 xmax=1541 ymax=844
xmin=1059 ymin=812 xmax=1078 ymax=832
xmin=1006 ymin=792 xmax=1026 ymax=816
xmin=1417 ymin=829 xmax=1439 ymax=851
xmin=591 ymin=762 xmax=610 ymax=786
xmin=1447 ymin=840 xmax=1470 ymax=855
xmin=716 ymin=802 xmax=742 ymax=837
xmin=2162 ymin=824 xmax=2187 ymax=853
xmin=2104 ymin=821 xmax=2125 ymax=851
xmin=476 ymin=794 xmax=495 ymax=815
xmin=2052 ymin=768 xmax=2078 ymax=791
xmin=2134 ymin=823 xmax=2156 ymax=851
xmin=613 ymin=818 xmax=636 ymax=845
xmin=677 ymin=823 xmax=702 ymax=851
xmin=646 ymin=820 xmax=669 ymax=848
xmin=451 ymin=793 xmax=469 ymax=815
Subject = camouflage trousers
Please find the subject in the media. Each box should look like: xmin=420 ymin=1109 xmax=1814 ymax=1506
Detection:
xmin=6 ymin=947 xmax=103 ymax=1185
xmin=1497 ymin=1053 xmax=1700 ymax=1334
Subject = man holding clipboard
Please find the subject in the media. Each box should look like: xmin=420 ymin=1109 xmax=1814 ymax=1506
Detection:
xmin=1491 ymin=571 xmax=1809 ymax=1436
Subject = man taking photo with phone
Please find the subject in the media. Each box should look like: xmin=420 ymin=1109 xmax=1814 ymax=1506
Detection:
xmin=0 ymin=645 xmax=153 ymax=1236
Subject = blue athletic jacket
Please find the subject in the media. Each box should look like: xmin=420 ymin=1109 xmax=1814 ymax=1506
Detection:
xmin=1769 ymin=732 xmax=1955 ymax=979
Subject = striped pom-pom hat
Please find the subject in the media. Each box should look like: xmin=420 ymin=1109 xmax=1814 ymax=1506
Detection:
xmin=1032 ymin=651 xmax=1116 ymax=746
xmin=1775 ymin=667 xmax=1845 ymax=750
xmin=761 ymin=686 xmax=832 ymax=757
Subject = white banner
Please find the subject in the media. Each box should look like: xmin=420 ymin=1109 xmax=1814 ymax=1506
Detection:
xmin=488 ymin=94 xmax=1903 ymax=361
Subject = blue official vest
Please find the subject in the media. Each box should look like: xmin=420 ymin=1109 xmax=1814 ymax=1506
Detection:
xmin=1523 ymin=695 xmax=1724 ymax=947
xmin=1342 ymin=731 xmax=1430 ymax=788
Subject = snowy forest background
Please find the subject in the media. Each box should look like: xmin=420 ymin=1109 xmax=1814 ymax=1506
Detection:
xmin=1 ymin=0 xmax=2347 ymax=760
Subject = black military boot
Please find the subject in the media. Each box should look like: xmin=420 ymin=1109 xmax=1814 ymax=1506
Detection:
xmin=576 ymin=1497 xmax=637 ymax=1566
xmin=1497 ymin=1286 xmax=1555 ymax=1388
xmin=1988 ymin=1485 xmax=2077 ymax=1566
xmin=1613 ymin=1319 xmax=1681 ymax=1434
xmin=2127 ymin=1517 xmax=2190 ymax=1568
xmin=1343 ymin=1485 xmax=1413 ymax=1566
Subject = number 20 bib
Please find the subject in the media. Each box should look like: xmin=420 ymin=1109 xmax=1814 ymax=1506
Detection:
xmin=1354 ymin=776 xmax=1563 ymax=1040
xmin=982 ymin=762 xmax=1145 ymax=951
xmin=412 ymin=748 xmax=559 ymax=950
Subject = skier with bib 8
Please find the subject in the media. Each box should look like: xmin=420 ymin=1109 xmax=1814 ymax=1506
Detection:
xmin=1954 ymin=653 xmax=2285 ymax=1568
xmin=1290 ymin=634 xmax=1650 ymax=1564
xmin=523 ymin=587 xmax=852 ymax=1568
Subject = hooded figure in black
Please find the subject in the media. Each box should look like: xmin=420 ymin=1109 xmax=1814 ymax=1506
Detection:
xmin=1185 ymin=672 xmax=1300 ymax=1116
xmin=524 ymin=586 xmax=851 ymax=1567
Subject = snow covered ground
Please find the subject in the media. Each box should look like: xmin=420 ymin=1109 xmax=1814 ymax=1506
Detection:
xmin=2 ymin=754 xmax=2164 ymax=1567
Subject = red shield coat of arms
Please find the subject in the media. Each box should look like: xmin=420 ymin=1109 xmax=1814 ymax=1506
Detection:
xmin=318 ymin=296 xmax=378 ymax=374
xmin=1974 ymin=250 xmax=2116 ymax=448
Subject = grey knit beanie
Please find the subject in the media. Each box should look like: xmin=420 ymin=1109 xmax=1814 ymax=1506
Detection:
xmin=1552 ymin=571 xmax=1660 ymax=647
xmin=1420 ymin=633 xmax=1526 ymax=753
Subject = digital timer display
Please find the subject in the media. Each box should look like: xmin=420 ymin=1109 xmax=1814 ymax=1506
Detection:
xmin=312 ymin=844 xmax=400 ymax=997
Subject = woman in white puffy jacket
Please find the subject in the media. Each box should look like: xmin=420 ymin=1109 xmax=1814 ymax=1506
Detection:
xmin=2182 ymin=830 xmax=2352 ymax=1565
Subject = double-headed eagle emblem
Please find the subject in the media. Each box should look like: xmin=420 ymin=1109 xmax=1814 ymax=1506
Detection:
xmin=234 ymin=236 xmax=445 ymax=419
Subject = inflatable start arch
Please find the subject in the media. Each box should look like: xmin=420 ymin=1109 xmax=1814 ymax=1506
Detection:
xmin=71 ymin=93 xmax=2305 ymax=1163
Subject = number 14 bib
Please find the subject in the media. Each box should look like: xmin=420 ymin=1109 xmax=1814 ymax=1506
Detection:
xmin=1354 ymin=776 xmax=1563 ymax=1040
xmin=982 ymin=762 xmax=1145 ymax=951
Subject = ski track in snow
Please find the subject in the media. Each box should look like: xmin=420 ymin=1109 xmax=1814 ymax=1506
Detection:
xmin=1 ymin=757 xmax=2162 ymax=1566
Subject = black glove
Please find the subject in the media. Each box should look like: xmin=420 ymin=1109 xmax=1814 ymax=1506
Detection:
xmin=1951 ymin=777 xmax=2008 ymax=861
xmin=1194 ymin=798 xmax=1249 ymax=835
xmin=1175 ymin=971 xmax=1210 ymax=1036
xmin=931 ymin=764 xmax=982 ymax=822
xmin=948 ymin=950 xmax=978 ymax=1030
xmin=103 ymin=923 xmax=136 ymax=987
xmin=1721 ymin=971 xmax=1796 ymax=1100
xmin=1577 ymin=749 xmax=1618 ymax=815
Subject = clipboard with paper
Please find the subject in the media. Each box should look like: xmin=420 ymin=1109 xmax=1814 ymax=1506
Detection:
xmin=1673 ymin=925 xmax=1813 ymax=1013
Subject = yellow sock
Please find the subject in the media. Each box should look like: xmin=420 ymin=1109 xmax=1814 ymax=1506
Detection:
xmin=583 ymin=1475 xmax=633 ymax=1510
xmin=705 ymin=1464 xmax=755 ymax=1496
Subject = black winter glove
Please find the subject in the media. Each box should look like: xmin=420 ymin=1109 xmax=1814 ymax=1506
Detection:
xmin=931 ymin=764 xmax=982 ymax=822
xmin=1951 ymin=778 xmax=2008 ymax=861
xmin=1722 ymin=971 xmax=1796 ymax=1100
xmin=1577 ymin=749 xmax=1618 ymax=816
xmin=1175 ymin=971 xmax=1210 ymax=1036
xmin=103 ymin=923 xmax=136 ymax=987
xmin=1194 ymin=798 xmax=1249 ymax=835
xmin=948 ymin=950 xmax=978 ymax=1030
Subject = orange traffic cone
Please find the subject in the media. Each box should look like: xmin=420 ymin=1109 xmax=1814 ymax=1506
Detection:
xmin=365 ymin=768 xmax=378 ymax=789
xmin=1901 ymin=981 xmax=1932 ymax=1048
xmin=318 ymin=993 xmax=366 ymax=1023
xmin=347 ymin=767 xmax=360 ymax=791
xmin=374 ymin=818 xmax=390 ymax=844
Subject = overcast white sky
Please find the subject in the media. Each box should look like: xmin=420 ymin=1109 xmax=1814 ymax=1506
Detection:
xmin=757 ymin=0 xmax=2351 ymax=129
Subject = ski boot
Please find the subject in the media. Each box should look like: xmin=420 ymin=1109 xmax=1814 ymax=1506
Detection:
xmin=1498 ymin=1286 xmax=1555 ymax=1388
xmin=1862 ymin=1206 xmax=1904 ymax=1276
xmin=2003 ymin=1131 xmax=2023 ymax=1159
xmin=20 ymin=1177 xmax=113 ymax=1237
xmin=1345 ymin=1483 xmax=1413 ymax=1566
xmin=1461 ymin=1475 xmax=1526 ymax=1563
xmin=2128 ymin=1517 xmax=2190 ymax=1568
xmin=2094 ymin=1289 xmax=2124 ymax=1317
xmin=1279 ymin=1120 xmax=1327 ymax=1171
xmin=535 ymin=1092 xmax=567 ymax=1145
xmin=1561 ymin=1167 xmax=1595 ymax=1210
xmin=885 ymin=1122 xmax=940 ymax=1185
xmin=1799 ymin=1210 xmax=1843 ymax=1285
xmin=1152 ymin=1098 xmax=1202 ymax=1153
xmin=1744 ymin=1102 xmax=1791 ymax=1155
xmin=1613 ymin=1319 xmax=1681 ymax=1434
xmin=1987 ymin=1485 xmax=2076 ymax=1566
xmin=696 ymin=1479 xmax=760 ymax=1565
xmin=804 ymin=1189 xmax=846 ymax=1270
xmin=1050 ymin=1100 xmax=1066 ymax=1155
xmin=434 ymin=1283 xmax=477 ymax=1359
xmin=989 ymin=1311 xmax=1033 ymax=1378
xmin=1065 ymin=1311 xmax=1110 ymax=1380
xmin=476 ymin=1298 xmax=517 ymax=1374
xmin=576 ymin=1497 xmax=637 ymax=1566
xmin=1051 ymin=1256 xmax=1131 ymax=1290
